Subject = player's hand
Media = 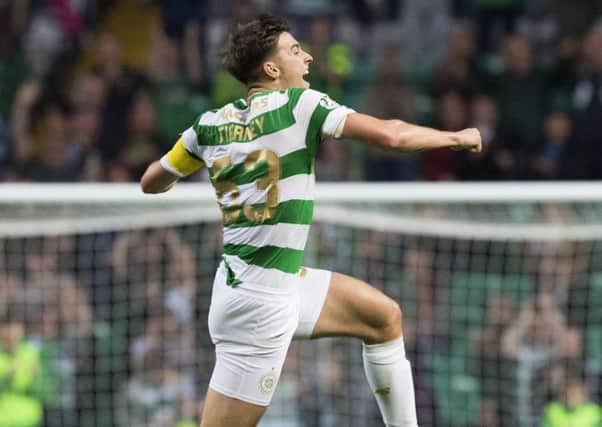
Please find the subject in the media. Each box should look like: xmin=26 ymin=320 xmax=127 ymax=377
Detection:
xmin=452 ymin=128 xmax=482 ymax=153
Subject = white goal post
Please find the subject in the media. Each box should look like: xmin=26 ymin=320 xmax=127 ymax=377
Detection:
xmin=4 ymin=182 xmax=602 ymax=239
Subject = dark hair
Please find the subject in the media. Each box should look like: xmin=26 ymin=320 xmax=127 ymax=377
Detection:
xmin=221 ymin=14 xmax=291 ymax=85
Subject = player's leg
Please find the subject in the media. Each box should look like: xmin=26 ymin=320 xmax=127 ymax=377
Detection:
xmin=310 ymin=272 xmax=402 ymax=344
xmin=295 ymin=269 xmax=418 ymax=427
xmin=199 ymin=388 xmax=266 ymax=427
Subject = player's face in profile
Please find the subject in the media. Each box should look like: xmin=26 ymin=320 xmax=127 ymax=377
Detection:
xmin=271 ymin=32 xmax=313 ymax=89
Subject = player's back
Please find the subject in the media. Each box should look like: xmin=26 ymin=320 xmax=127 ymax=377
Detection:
xmin=172 ymin=88 xmax=353 ymax=287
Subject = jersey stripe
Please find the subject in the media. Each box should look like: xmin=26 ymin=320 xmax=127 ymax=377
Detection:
xmin=224 ymin=199 xmax=314 ymax=229
xmin=223 ymin=255 xmax=300 ymax=286
xmin=200 ymin=91 xmax=292 ymax=127
xmin=193 ymin=101 xmax=296 ymax=146
xmin=223 ymin=223 xmax=310 ymax=250
xmin=209 ymin=147 xmax=311 ymax=186
xmin=280 ymin=148 xmax=312 ymax=179
xmin=200 ymin=125 xmax=306 ymax=168
xmin=219 ymin=174 xmax=313 ymax=206
xmin=223 ymin=243 xmax=304 ymax=274
xmin=306 ymin=102 xmax=331 ymax=157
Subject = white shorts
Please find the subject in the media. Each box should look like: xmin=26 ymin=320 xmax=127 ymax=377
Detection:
xmin=207 ymin=262 xmax=331 ymax=406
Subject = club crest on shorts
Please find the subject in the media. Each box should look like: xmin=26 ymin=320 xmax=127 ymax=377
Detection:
xmin=259 ymin=373 xmax=277 ymax=394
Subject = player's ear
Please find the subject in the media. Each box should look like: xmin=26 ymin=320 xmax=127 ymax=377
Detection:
xmin=263 ymin=61 xmax=280 ymax=80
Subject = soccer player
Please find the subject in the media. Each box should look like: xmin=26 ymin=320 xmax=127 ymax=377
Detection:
xmin=141 ymin=14 xmax=481 ymax=427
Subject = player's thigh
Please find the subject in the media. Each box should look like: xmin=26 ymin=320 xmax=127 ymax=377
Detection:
xmin=200 ymin=388 xmax=266 ymax=427
xmin=311 ymin=272 xmax=402 ymax=344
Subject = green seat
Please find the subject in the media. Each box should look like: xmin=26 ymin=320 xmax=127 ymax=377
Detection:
xmin=429 ymin=345 xmax=480 ymax=427
xmin=448 ymin=273 xmax=533 ymax=330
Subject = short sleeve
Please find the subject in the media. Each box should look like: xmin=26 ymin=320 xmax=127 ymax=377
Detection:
xmin=292 ymin=88 xmax=355 ymax=144
xmin=160 ymin=126 xmax=205 ymax=177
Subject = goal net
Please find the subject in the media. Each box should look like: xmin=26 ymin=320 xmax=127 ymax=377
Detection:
xmin=1 ymin=182 xmax=601 ymax=427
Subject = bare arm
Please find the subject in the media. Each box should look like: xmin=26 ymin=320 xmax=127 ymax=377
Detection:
xmin=501 ymin=305 xmax=533 ymax=358
xmin=140 ymin=161 xmax=179 ymax=193
xmin=141 ymin=137 xmax=205 ymax=193
xmin=341 ymin=113 xmax=481 ymax=153
xmin=12 ymin=81 xmax=40 ymax=163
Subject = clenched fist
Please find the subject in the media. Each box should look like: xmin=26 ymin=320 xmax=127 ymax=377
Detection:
xmin=453 ymin=128 xmax=482 ymax=153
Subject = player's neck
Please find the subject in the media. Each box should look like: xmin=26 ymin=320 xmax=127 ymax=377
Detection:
xmin=247 ymin=82 xmax=285 ymax=100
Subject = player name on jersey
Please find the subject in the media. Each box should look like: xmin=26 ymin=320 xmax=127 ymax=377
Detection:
xmin=216 ymin=116 xmax=265 ymax=144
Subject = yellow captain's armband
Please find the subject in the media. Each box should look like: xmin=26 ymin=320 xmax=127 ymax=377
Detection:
xmin=165 ymin=138 xmax=205 ymax=176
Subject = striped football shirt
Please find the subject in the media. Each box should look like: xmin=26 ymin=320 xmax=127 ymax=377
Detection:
xmin=161 ymin=88 xmax=354 ymax=286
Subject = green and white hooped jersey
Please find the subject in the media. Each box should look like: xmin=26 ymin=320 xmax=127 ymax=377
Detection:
xmin=161 ymin=88 xmax=354 ymax=286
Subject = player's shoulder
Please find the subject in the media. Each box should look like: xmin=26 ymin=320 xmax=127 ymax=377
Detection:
xmin=287 ymin=87 xmax=323 ymax=104
xmin=288 ymin=88 xmax=343 ymax=114
xmin=191 ymin=108 xmax=220 ymax=129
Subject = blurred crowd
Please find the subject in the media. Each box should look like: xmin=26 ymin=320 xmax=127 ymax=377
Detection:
xmin=0 ymin=227 xmax=218 ymax=427
xmin=1 ymin=0 xmax=602 ymax=183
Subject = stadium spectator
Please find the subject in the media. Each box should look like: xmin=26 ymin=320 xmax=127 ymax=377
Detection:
xmin=492 ymin=35 xmax=551 ymax=160
xmin=562 ymin=24 xmax=602 ymax=179
xmin=69 ymin=72 xmax=107 ymax=116
xmin=93 ymin=33 xmax=145 ymax=162
xmin=540 ymin=372 xmax=602 ymax=427
xmin=455 ymin=92 xmax=516 ymax=180
xmin=19 ymin=106 xmax=83 ymax=182
xmin=471 ymin=294 xmax=516 ymax=427
xmin=494 ymin=34 xmax=549 ymax=160
xmin=502 ymin=292 xmax=583 ymax=427
xmin=28 ymin=299 xmax=77 ymax=427
xmin=118 ymin=91 xmax=162 ymax=181
xmin=530 ymin=111 xmax=572 ymax=180
xmin=423 ymin=89 xmax=468 ymax=180
xmin=430 ymin=20 xmax=482 ymax=97
xmin=67 ymin=108 xmax=103 ymax=182
xmin=11 ymin=81 xmax=39 ymax=170
xmin=0 ymin=311 xmax=57 ymax=427
xmin=165 ymin=241 xmax=198 ymax=324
